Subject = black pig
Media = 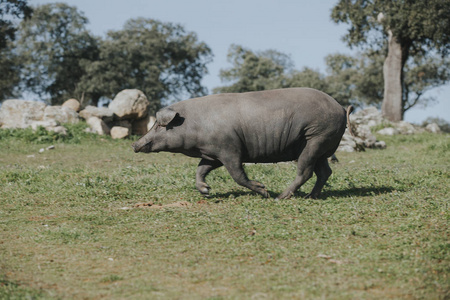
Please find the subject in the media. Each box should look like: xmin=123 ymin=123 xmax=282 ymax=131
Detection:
xmin=132 ymin=88 xmax=353 ymax=200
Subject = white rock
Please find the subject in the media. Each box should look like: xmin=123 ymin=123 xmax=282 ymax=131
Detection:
xmin=425 ymin=123 xmax=441 ymax=133
xmin=377 ymin=127 xmax=398 ymax=136
xmin=374 ymin=141 xmax=387 ymax=149
xmin=62 ymin=98 xmax=81 ymax=112
xmin=395 ymin=121 xmax=416 ymax=135
xmin=337 ymin=144 xmax=357 ymax=153
xmin=43 ymin=106 xmax=79 ymax=125
xmin=79 ymin=105 xmax=114 ymax=122
xmin=86 ymin=116 xmax=110 ymax=135
xmin=109 ymin=89 xmax=150 ymax=120
xmin=0 ymin=100 xmax=47 ymax=128
xmin=110 ymin=126 xmax=130 ymax=139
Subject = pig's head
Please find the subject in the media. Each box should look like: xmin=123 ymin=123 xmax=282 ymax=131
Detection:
xmin=131 ymin=107 xmax=184 ymax=153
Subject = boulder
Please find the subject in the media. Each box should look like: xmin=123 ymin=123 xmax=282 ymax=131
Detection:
xmin=0 ymin=100 xmax=47 ymax=128
xmin=43 ymin=106 xmax=79 ymax=125
xmin=108 ymin=89 xmax=150 ymax=120
xmin=353 ymin=124 xmax=377 ymax=148
xmin=350 ymin=107 xmax=384 ymax=128
xmin=79 ymin=105 xmax=114 ymax=123
xmin=110 ymin=126 xmax=130 ymax=139
xmin=374 ymin=141 xmax=387 ymax=149
xmin=86 ymin=116 xmax=110 ymax=135
xmin=337 ymin=133 xmax=365 ymax=152
xmin=395 ymin=121 xmax=417 ymax=135
xmin=425 ymin=123 xmax=441 ymax=133
xmin=377 ymin=127 xmax=398 ymax=136
xmin=62 ymin=98 xmax=81 ymax=112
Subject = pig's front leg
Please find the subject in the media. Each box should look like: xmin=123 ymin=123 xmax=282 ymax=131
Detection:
xmin=221 ymin=156 xmax=269 ymax=198
xmin=195 ymin=159 xmax=223 ymax=196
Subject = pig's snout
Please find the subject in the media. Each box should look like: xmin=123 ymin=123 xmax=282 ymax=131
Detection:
xmin=131 ymin=140 xmax=151 ymax=153
xmin=131 ymin=142 xmax=142 ymax=153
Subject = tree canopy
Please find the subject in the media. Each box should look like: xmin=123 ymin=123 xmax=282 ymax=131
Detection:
xmin=214 ymin=44 xmax=449 ymax=111
xmin=6 ymin=3 xmax=212 ymax=109
xmin=14 ymin=3 xmax=98 ymax=105
xmin=0 ymin=0 xmax=32 ymax=100
xmin=0 ymin=0 xmax=32 ymax=49
xmin=77 ymin=18 xmax=212 ymax=112
xmin=213 ymin=44 xmax=292 ymax=94
xmin=331 ymin=0 xmax=450 ymax=121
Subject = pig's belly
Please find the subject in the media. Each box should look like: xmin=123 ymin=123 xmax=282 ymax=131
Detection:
xmin=241 ymin=139 xmax=304 ymax=163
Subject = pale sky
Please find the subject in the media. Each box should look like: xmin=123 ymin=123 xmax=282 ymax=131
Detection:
xmin=32 ymin=0 xmax=450 ymax=123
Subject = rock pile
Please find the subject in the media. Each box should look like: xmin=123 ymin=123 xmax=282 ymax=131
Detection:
xmin=337 ymin=106 xmax=442 ymax=152
xmin=0 ymin=89 xmax=155 ymax=139
xmin=0 ymin=100 xmax=78 ymax=135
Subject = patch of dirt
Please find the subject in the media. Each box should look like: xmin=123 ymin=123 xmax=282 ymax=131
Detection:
xmin=133 ymin=201 xmax=191 ymax=209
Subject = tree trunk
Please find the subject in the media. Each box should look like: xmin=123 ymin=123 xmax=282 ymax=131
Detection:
xmin=381 ymin=30 xmax=404 ymax=122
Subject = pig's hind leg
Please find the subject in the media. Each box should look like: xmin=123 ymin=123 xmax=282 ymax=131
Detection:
xmin=276 ymin=139 xmax=327 ymax=200
xmin=196 ymin=159 xmax=223 ymax=196
xmin=304 ymin=156 xmax=332 ymax=199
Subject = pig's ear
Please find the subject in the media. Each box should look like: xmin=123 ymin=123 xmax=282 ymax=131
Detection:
xmin=156 ymin=108 xmax=179 ymax=127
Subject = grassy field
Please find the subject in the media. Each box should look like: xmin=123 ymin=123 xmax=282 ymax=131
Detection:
xmin=0 ymin=125 xmax=448 ymax=299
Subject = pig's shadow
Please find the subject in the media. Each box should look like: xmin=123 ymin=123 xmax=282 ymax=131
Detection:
xmin=209 ymin=186 xmax=396 ymax=200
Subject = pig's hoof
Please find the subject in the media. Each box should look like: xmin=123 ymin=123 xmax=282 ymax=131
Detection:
xmin=304 ymin=193 xmax=318 ymax=199
xmin=276 ymin=191 xmax=293 ymax=200
xmin=259 ymin=189 xmax=269 ymax=198
xmin=196 ymin=183 xmax=210 ymax=196
xmin=250 ymin=180 xmax=265 ymax=188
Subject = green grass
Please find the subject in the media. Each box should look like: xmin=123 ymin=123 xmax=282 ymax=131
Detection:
xmin=0 ymin=129 xmax=448 ymax=299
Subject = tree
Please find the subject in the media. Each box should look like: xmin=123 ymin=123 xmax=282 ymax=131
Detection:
xmin=14 ymin=3 xmax=99 ymax=104
xmin=324 ymin=51 xmax=450 ymax=113
xmin=324 ymin=51 xmax=385 ymax=107
xmin=0 ymin=0 xmax=32 ymax=100
xmin=214 ymin=45 xmax=353 ymax=106
xmin=0 ymin=46 xmax=21 ymax=100
xmin=213 ymin=45 xmax=292 ymax=93
xmin=0 ymin=0 xmax=32 ymax=49
xmin=331 ymin=0 xmax=450 ymax=121
xmin=77 ymin=18 xmax=212 ymax=111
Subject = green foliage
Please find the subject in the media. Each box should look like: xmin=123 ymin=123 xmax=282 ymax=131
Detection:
xmin=9 ymin=5 xmax=212 ymax=109
xmin=0 ymin=122 xmax=97 ymax=144
xmin=331 ymin=0 xmax=450 ymax=120
xmin=331 ymin=0 xmax=450 ymax=56
xmin=214 ymin=45 xmax=350 ymax=104
xmin=0 ymin=0 xmax=32 ymax=100
xmin=77 ymin=18 xmax=212 ymax=111
xmin=0 ymin=44 xmax=21 ymax=101
xmin=14 ymin=3 xmax=99 ymax=105
xmin=324 ymin=50 xmax=450 ymax=110
xmin=422 ymin=117 xmax=450 ymax=133
xmin=214 ymin=44 xmax=291 ymax=94
xmin=0 ymin=0 xmax=32 ymax=49
xmin=403 ymin=54 xmax=450 ymax=112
